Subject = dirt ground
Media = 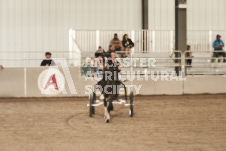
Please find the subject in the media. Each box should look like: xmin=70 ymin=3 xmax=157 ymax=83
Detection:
xmin=0 ymin=95 xmax=226 ymax=151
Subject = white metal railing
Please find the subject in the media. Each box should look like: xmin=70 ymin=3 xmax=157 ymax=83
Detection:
xmin=0 ymin=51 xmax=78 ymax=67
xmin=72 ymin=29 xmax=226 ymax=53
xmin=80 ymin=50 xmax=183 ymax=78
xmin=2 ymin=49 xmax=226 ymax=76
xmin=184 ymin=50 xmax=226 ymax=75
xmin=1 ymin=29 xmax=226 ymax=73
xmin=72 ymin=30 xmax=175 ymax=53
xmin=69 ymin=29 xmax=81 ymax=67
xmin=187 ymin=30 xmax=226 ymax=52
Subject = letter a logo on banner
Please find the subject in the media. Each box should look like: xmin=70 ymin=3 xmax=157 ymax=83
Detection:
xmin=38 ymin=69 xmax=65 ymax=95
xmin=44 ymin=74 xmax=59 ymax=90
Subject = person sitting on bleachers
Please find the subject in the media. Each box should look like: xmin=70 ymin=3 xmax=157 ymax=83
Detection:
xmin=93 ymin=46 xmax=104 ymax=77
xmin=40 ymin=52 xmax=55 ymax=66
xmin=95 ymin=46 xmax=103 ymax=58
xmin=110 ymin=33 xmax=123 ymax=52
xmin=81 ymin=57 xmax=95 ymax=77
xmin=212 ymin=35 xmax=226 ymax=63
xmin=105 ymin=45 xmax=115 ymax=58
xmin=122 ymin=34 xmax=134 ymax=58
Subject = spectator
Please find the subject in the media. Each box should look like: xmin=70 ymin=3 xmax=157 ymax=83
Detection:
xmin=106 ymin=45 xmax=115 ymax=58
xmin=110 ymin=33 xmax=123 ymax=52
xmin=40 ymin=52 xmax=55 ymax=66
xmin=108 ymin=45 xmax=115 ymax=51
xmin=0 ymin=65 xmax=3 ymax=69
xmin=81 ymin=57 xmax=95 ymax=77
xmin=212 ymin=35 xmax=226 ymax=63
xmin=186 ymin=45 xmax=192 ymax=66
xmin=95 ymin=46 xmax=103 ymax=58
xmin=122 ymin=34 xmax=134 ymax=57
xmin=93 ymin=46 xmax=103 ymax=77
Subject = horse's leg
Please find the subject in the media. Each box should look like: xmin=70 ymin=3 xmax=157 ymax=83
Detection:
xmin=108 ymin=96 xmax=114 ymax=112
xmin=121 ymin=82 xmax=127 ymax=102
xmin=104 ymin=98 xmax=107 ymax=118
xmin=104 ymin=98 xmax=110 ymax=123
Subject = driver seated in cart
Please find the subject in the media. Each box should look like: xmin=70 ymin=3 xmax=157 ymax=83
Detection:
xmin=105 ymin=50 xmax=121 ymax=79
xmin=98 ymin=50 xmax=122 ymax=100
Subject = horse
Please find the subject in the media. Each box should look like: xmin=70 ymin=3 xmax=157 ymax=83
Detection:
xmin=96 ymin=50 xmax=127 ymax=123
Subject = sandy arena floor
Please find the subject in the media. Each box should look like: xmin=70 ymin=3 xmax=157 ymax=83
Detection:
xmin=0 ymin=95 xmax=226 ymax=151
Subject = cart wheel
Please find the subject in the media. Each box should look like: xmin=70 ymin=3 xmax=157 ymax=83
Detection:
xmin=92 ymin=92 xmax=96 ymax=114
xmin=89 ymin=93 xmax=94 ymax=117
xmin=129 ymin=92 xmax=134 ymax=117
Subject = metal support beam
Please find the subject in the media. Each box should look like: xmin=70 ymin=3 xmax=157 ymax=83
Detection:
xmin=142 ymin=0 xmax=148 ymax=52
xmin=175 ymin=0 xmax=187 ymax=76
xmin=175 ymin=0 xmax=187 ymax=52
xmin=142 ymin=0 xmax=148 ymax=29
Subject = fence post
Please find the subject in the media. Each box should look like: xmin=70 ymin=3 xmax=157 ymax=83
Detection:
xmin=209 ymin=30 xmax=212 ymax=51
xmin=96 ymin=30 xmax=100 ymax=50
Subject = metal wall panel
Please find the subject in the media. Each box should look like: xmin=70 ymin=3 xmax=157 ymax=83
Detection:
xmin=148 ymin=0 xmax=226 ymax=31
xmin=187 ymin=0 xmax=226 ymax=30
xmin=0 ymin=0 xmax=142 ymax=55
xmin=0 ymin=0 xmax=1 ymax=54
xmin=187 ymin=0 xmax=226 ymax=51
xmin=148 ymin=0 xmax=175 ymax=30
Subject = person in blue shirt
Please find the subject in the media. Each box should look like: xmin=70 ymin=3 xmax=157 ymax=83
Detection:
xmin=212 ymin=34 xmax=226 ymax=62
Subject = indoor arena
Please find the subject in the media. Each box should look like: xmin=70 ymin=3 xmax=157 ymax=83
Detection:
xmin=0 ymin=0 xmax=226 ymax=151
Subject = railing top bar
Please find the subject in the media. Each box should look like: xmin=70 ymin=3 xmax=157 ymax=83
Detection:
xmin=0 ymin=51 xmax=74 ymax=53
xmin=71 ymin=29 xmax=226 ymax=32
xmin=187 ymin=30 xmax=226 ymax=31
xmin=0 ymin=50 xmax=181 ymax=53
xmin=82 ymin=50 xmax=181 ymax=53
xmin=184 ymin=50 xmax=226 ymax=52
xmin=0 ymin=58 xmax=80 ymax=60
xmin=71 ymin=29 xmax=175 ymax=32
xmin=138 ymin=50 xmax=182 ymax=52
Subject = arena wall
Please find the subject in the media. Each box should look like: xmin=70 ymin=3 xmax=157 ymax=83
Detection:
xmin=1 ymin=67 xmax=226 ymax=98
xmin=184 ymin=77 xmax=226 ymax=94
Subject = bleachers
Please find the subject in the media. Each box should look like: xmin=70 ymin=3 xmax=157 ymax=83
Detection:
xmin=81 ymin=51 xmax=178 ymax=76
xmin=186 ymin=51 xmax=226 ymax=75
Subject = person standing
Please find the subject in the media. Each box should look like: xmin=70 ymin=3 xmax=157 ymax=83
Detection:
xmin=212 ymin=35 xmax=226 ymax=63
xmin=186 ymin=45 xmax=192 ymax=66
xmin=40 ymin=52 xmax=55 ymax=66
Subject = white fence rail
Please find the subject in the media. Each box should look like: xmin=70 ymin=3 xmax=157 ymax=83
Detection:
xmin=187 ymin=30 xmax=226 ymax=52
xmin=72 ymin=30 xmax=175 ymax=53
xmin=185 ymin=50 xmax=226 ymax=75
xmin=72 ymin=30 xmax=226 ymax=53
xmin=1 ymin=30 xmax=226 ymax=68
xmin=0 ymin=51 xmax=78 ymax=67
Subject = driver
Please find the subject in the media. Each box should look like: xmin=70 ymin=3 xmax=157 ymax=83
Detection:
xmin=99 ymin=51 xmax=121 ymax=99
xmin=105 ymin=50 xmax=121 ymax=80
